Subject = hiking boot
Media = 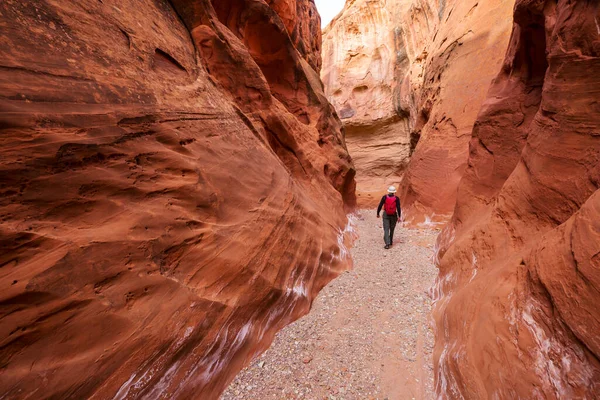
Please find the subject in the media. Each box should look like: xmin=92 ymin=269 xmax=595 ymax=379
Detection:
xmin=384 ymin=245 xmax=390 ymax=249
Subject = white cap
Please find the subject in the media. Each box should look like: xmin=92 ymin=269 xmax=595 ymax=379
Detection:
xmin=388 ymin=186 xmax=397 ymax=193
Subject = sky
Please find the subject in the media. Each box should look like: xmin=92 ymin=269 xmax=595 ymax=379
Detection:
xmin=314 ymin=0 xmax=345 ymax=28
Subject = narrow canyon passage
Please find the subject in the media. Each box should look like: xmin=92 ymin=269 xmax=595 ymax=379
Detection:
xmin=2 ymin=0 xmax=599 ymax=398
xmin=222 ymin=211 xmax=438 ymax=400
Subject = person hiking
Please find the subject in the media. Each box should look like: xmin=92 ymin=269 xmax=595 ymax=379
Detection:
xmin=377 ymin=186 xmax=401 ymax=249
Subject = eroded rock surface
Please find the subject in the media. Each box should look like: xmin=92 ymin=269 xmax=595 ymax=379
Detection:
xmin=434 ymin=1 xmax=600 ymax=397
xmin=322 ymin=0 xmax=410 ymax=207
xmin=0 ymin=0 xmax=355 ymax=398
xmin=321 ymin=0 xmax=514 ymax=219
xmin=397 ymin=0 xmax=515 ymax=224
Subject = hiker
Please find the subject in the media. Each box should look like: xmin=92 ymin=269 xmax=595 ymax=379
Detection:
xmin=376 ymin=186 xmax=401 ymax=249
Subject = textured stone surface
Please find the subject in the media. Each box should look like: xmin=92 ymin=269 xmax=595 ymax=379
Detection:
xmin=0 ymin=0 xmax=355 ymax=398
xmin=322 ymin=0 xmax=410 ymax=207
xmin=396 ymin=0 xmax=515 ymax=224
xmin=321 ymin=0 xmax=514 ymax=217
xmin=266 ymin=0 xmax=323 ymax=71
xmin=433 ymin=0 xmax=600 ymax=397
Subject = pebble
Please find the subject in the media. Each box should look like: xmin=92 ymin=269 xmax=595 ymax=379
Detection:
xmin=221 ymin=210 xmax=438 ymax=400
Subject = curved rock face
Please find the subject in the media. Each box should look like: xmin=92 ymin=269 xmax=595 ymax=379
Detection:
xmin=266 ymin=0 xmax=323 ymax=71
xmin=434 ymin=0 xmax=600 ymax=397
xmin=398 ymin=0 xmax=515 ymax=224
xmin=322 ymin=0 xmax=411 ymax=207
xmin=321 ymin=0 xmax=514 ymax=218
xmin=0 ymin=0 xmax=355 ymax=398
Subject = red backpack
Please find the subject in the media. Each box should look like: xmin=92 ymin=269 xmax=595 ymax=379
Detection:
xmin=384 ymin=195 xmax=397 ymax=215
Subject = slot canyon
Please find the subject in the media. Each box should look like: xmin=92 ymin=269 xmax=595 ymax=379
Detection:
xmin=0 ymin=1 xmax=598 ymax=400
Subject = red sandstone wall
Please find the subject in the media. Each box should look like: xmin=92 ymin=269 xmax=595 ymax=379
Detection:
xmin=0 ymin=0 xmax=355 ymax=398
xmin=320 ymin=0 xmax=515 ymax=217
xmin=321 ymin=0 xmax=412 ymax=208
xmin=397 ymin=0 xmax=515 ymax=225
xmin=433 ymin=0 xmax=600 ymax=397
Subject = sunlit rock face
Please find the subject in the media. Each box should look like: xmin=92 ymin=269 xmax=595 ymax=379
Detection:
xmin=321 ymin=0 xmax=514 ymax=219
xmin=322 ymin=0 xmax=410 ymax=207
xmin=0 ymin=0 xmax=355 ymax=398
xmin=434 ymin=0 xmax=600 ymax=397
xmin=396 ymin=0 xmax=515 ymax=225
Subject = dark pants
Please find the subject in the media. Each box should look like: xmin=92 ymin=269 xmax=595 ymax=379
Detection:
xmin=383 ymin=213 xmax=398 ymax=246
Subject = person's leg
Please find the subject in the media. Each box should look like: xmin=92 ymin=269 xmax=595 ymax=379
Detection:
xmin=390 ymin=215 xmax=397 ymax=245
xmin=383 ymin=215 xmax=391 ymax=247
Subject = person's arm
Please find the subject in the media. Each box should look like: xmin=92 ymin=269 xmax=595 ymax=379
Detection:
xmin=396 ymin=196 xmax=401 ymax=216
xmin=376 ymin=196 xmax=385 ymax=217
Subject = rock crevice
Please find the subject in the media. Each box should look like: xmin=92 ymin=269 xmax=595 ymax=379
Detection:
xmin=321 ymin=0 xmax=515 ymax=221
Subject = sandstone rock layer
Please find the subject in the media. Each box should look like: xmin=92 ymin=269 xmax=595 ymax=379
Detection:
xmin=0 ymin=0 xmax=355 ymax=398
xmin=397 ymin=0 xmax=515 ymax=224
xmin=322 ymin=0 xmax=410 ymax=207
xmin=433 ymin=0 xmax=600 ymax=397
xmin=321 ymin=0 xmax=515 ymax=219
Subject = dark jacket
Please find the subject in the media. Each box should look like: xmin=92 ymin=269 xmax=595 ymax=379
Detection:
xmin=377 ymin=194 xmax=401 ymax=217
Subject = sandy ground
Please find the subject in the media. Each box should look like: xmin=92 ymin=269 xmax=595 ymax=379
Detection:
xmin=221 ymin=210 xmax=439 ymax=400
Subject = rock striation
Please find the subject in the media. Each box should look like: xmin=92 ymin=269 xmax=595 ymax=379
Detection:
xmin=322 ymin=0 xmax=410 ymax=207
xmin=321 ymin=0 xmax=514 ymax=221
xmin=0 ymin=0 xmax=355 ymax=398
xmin=397 ymin=0 xmax=515 ymax=224
xmin=433 ymin=0 xmax=600 ymax=397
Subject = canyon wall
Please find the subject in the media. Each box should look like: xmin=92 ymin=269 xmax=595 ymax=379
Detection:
xmin=0 ymin=0 xmax=355 ymax=398
xmin=397 ymin=0 xmax=515 ymax=224
xmin=321 ymin=0 xmax=514 ymax=221
xmin=433 ymin=0 xmax=600 ymax=397
xmin=322 ymin=0 xmax=409 ymax=207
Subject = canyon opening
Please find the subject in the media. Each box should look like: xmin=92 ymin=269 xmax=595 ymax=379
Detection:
xmin=0 ymin=1 xmax=599 ymax=399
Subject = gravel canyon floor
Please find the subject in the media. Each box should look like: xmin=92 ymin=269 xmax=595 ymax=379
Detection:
xmin=222 ymin=211 xmax=439 ymax=400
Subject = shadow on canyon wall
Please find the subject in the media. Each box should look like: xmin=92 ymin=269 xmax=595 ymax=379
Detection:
xmin=0 ymin=0 xmax=355 ymax=398
xmin=0 ymin=0 xmax=598 ymax=399
xmin=433 ymin=0 xmax=600 ymax=397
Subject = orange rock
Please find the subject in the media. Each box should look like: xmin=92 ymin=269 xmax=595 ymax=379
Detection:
xmin=322 ymin=0 xmax=411 ymax=208
xmin=0 ymin=0 xmax=355 ymax=398
xmin=321 ymin=0 xmax=515 ymax=219
xmin=433 ymin=0 xmax=600 ymax=397
xmin=397 ymin=0 xmax=515 ymax=225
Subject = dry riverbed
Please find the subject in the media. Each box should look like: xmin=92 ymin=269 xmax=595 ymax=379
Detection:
xmin=222 ymin=210 xmax=439 ymax=400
